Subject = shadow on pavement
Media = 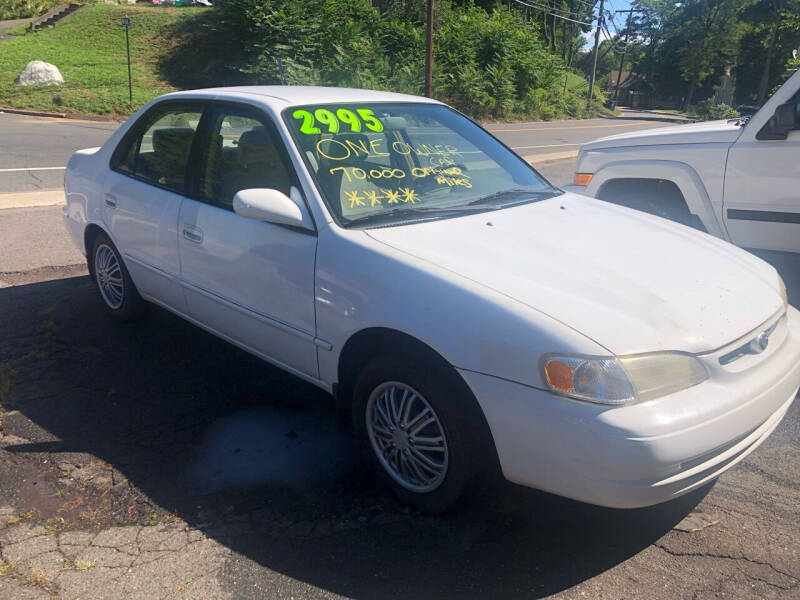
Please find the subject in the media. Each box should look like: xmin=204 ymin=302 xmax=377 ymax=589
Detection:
xmin=1 ymin=274 xmax=715 ymax=598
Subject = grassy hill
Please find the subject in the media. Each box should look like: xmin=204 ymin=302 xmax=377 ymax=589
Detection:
xmin=0 ymin=2 xmax=606 ymax=120
xmin=0 ymin=5 xmax=207 ymax=116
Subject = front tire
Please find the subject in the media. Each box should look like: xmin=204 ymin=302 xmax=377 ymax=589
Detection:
xmin=91 ymin=233 xmax=145 ymax=320
xmin=352 ymin=355 xmax=489 ymax=513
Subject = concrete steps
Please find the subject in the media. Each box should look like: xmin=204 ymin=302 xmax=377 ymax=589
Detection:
xmin=30 ymin=3 xmax=83 ymax=31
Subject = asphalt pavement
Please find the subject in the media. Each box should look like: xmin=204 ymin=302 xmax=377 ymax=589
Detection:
xmin=0 ymin=110 xmax=671 ymax=194
xmin=3 ymin=110 xmax=799 ymax=600
xmin=0 ymin=109 xmax=675 ymax=275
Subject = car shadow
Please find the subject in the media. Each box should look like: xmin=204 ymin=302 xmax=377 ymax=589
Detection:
xmin=1 ymin=275 xmax=712 ymax=598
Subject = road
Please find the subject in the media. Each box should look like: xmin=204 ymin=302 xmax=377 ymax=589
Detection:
xmin=0 ymin=109 xmax=676 ymax=275
xmin=4 ymin=110 xmax=799 ymax=600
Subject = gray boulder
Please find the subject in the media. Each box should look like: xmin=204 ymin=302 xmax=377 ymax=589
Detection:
xmin=14 ymin=60 xmax=64 ymax=86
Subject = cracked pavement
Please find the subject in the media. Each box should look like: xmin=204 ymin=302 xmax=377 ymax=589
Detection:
xmin=0 ymin=263 xmax=797 ymax=599
xmin=0 ymin=108 xmax=799 ymax=597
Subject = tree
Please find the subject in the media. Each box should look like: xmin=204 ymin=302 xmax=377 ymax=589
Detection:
xmin=672 ymin=0 xmax=749 ymax=111
xmin=737 ymin=0 xmax=800 ymax=104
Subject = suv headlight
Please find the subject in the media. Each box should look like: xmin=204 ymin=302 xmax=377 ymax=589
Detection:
xmin=542 ymin=352 xmax=708 ymax=405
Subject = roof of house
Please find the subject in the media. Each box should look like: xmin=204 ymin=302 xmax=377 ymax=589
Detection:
xmin=608 ymin=71 xmax=632 ymax=89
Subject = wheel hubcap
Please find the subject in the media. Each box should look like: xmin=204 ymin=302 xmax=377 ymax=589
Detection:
xmin=366 ymin=382 xmax=449 ymax=493
xmin=95 ymin=244 xmax=124 ymax=309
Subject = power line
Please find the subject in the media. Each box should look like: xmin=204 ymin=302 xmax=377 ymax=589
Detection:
xmin=518 ymin=0 xmax=590 ymax=19
xmin=511 ymin=0 xmax=593 ymax=25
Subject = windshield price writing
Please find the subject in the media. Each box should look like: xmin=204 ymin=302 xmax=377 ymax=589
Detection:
xmin=293 ymin=108 xmax=384 ymax=134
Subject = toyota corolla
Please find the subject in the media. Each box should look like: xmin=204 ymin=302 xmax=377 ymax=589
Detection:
xmin=63 ymin=87 xmax=800 ymax=512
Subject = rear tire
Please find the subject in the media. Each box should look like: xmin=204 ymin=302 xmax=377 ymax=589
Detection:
xmin=91 ymin=233 xmax=145 ymax=321
xmin=352 ymin=355 xmax=490 ymax=513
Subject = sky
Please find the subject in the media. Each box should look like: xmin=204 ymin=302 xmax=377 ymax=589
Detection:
xmin=581 ymin=0 xmax=634 ymax=46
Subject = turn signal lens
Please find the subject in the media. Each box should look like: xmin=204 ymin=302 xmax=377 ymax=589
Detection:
xmin=573 ymin=173 xmax=593 ymax=186
xmin=544 ymin=359 xmax=574 ymax=391
xmin=541 ymin=355 xmax=635 ymax=405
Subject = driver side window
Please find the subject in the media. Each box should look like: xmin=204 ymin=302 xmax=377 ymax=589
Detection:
xmin=198 ymin=110 xmax=294 ymax=211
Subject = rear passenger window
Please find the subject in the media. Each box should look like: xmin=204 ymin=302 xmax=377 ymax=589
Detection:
xmin=198 ymin=111 xmax=294 ymax=211
xmin=112 ymin=106 xmax=202 ymax=194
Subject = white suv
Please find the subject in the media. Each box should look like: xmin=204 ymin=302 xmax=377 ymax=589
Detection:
xmin=571 ymin=68 xmax=800 ymax=254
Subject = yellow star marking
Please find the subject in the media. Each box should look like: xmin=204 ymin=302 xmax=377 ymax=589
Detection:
xmin=363 ymin=190 xmax=382 ymax=207
xmin=399 ymin=187 xmax=418 ymax=204
xmin=383 ymin=189 xmax=401 ymax=204
xmin=344 ymin=190 xmax=365 ymax=208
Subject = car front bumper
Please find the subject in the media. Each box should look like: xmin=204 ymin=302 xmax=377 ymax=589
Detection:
xmin=460 ymin=306 xmax=800 ymax=509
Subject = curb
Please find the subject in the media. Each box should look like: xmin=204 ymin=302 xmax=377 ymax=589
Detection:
xmin=0 ymin=107 xmax=67 ymax=118
xmin=524 ymin=150 xmax=579 ymax=165
xmin=0 ymin=189 xmax=65 ymax=210
xmin=0 ymin=107 xmax=122 ymax=122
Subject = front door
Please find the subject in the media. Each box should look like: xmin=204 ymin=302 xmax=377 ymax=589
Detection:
xmin=724 ymin=92 xmax=800 ymax=253
xmin=104 ymin=102 xmax=204 ymax=310
xmin=177 ymin=104 xmax=319 ymax=379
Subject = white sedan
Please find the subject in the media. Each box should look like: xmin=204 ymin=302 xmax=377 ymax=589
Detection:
xmin=63 ymin=86 xmax=800 ymax=512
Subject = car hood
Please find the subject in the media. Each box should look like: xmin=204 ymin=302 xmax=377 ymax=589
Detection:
xmin=366 ymin=193 xmax=783 ymax=356
xmin=582 ymin=119 xmax=743 ymax=150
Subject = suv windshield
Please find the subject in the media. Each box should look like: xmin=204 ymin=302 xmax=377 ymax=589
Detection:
xmin=283 ymin=102 xmax=560 ymax=227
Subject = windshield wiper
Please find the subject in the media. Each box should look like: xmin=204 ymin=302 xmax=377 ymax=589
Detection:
xmin=465 ymin=188 xmax=561 ymax=208
xmin=347 ymin=204 xmax=494 ymax=228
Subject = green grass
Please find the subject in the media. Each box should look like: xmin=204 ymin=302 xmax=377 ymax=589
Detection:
xmin=3 ymin=22 xmax=32 ymax=36
xmin=0 ymin=5 xmax=208 ymax=116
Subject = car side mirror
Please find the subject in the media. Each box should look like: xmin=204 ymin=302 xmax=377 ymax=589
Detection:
xmin=757 ymin=102 xmax=797 ymax=140
xmin=233 ymin=188 xmax=313 ymax=231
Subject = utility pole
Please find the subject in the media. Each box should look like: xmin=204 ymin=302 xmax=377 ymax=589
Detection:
xmin=612 ymin=9 xmax=645 ymax=108
xmin=425 ymin=0 xmax=434 ymax=98
xmin=587 ymin=0 xmax=604 ymax=107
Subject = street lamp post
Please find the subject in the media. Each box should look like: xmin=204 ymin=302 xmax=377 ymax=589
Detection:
xmin=122 ymin=16 xmax=132 ymax=104
xmin=425 ymin=0 xmax=434 ymax=98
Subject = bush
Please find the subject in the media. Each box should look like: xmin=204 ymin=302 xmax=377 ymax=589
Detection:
xmin=694 ymin=101 xmax=740 ymax=121
xmin=0 ymin=0 xmax=99 ymax=20
xmin=205 ymin=0 xmax=594 ymax=121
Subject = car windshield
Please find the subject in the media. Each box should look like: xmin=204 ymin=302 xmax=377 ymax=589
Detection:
xmin=283 ymin=102 xmax=560 ymax=227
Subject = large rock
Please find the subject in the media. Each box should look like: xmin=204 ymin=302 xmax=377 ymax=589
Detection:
xmin=14 ymin=60 xmax=64 ymax=86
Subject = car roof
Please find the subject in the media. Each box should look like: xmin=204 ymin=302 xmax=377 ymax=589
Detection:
xmin=162 ymin=86 xmax=442 ymax=109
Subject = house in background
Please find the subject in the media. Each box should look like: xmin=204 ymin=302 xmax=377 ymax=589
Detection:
xmin=607 ymin=70 xmax=652 ymax=108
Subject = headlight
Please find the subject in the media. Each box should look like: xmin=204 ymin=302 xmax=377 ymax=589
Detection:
xmin=542 ymin=352 xmax=708 ymax=405
xmin=778 ymin=275 xmax=788 ymax=311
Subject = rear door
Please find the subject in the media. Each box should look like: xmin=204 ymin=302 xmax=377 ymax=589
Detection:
xmin=177 ymin=103 xmax=319 ymax=379
xmin=723 ymin=91 xmax=800 ymax=253
xmin=105 ymin=102 xmax=205 ymax=310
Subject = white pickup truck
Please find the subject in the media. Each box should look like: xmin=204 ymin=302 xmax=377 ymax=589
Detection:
xmin=571 ymin=68 xmax=800 ymax=254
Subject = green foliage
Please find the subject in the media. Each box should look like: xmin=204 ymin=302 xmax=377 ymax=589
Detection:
xmin=0 ymin=0 xmax=60 ymax=20
xmin=694 ymin=100 xmax=740 ymax=120
xmin=735 ymin=0 xmax=800 ymax=104
xmin=205 ymin=0 xmax=595 ymax=121
xmin=0 ymin=0 xmax=102 ymax=20
xmin=0 ymin=1 xmax=601 ymax=121
xmin=629 ymin=0 xmax=799 ymax=108
xmin=433 ymin=5 xmax=566 ymax=119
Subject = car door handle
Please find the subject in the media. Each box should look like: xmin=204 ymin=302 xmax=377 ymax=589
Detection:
xmin=182 ymin=225 xmax=203 ymax=244
xmin=104 ymin=194 xmax=117 ymax=208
